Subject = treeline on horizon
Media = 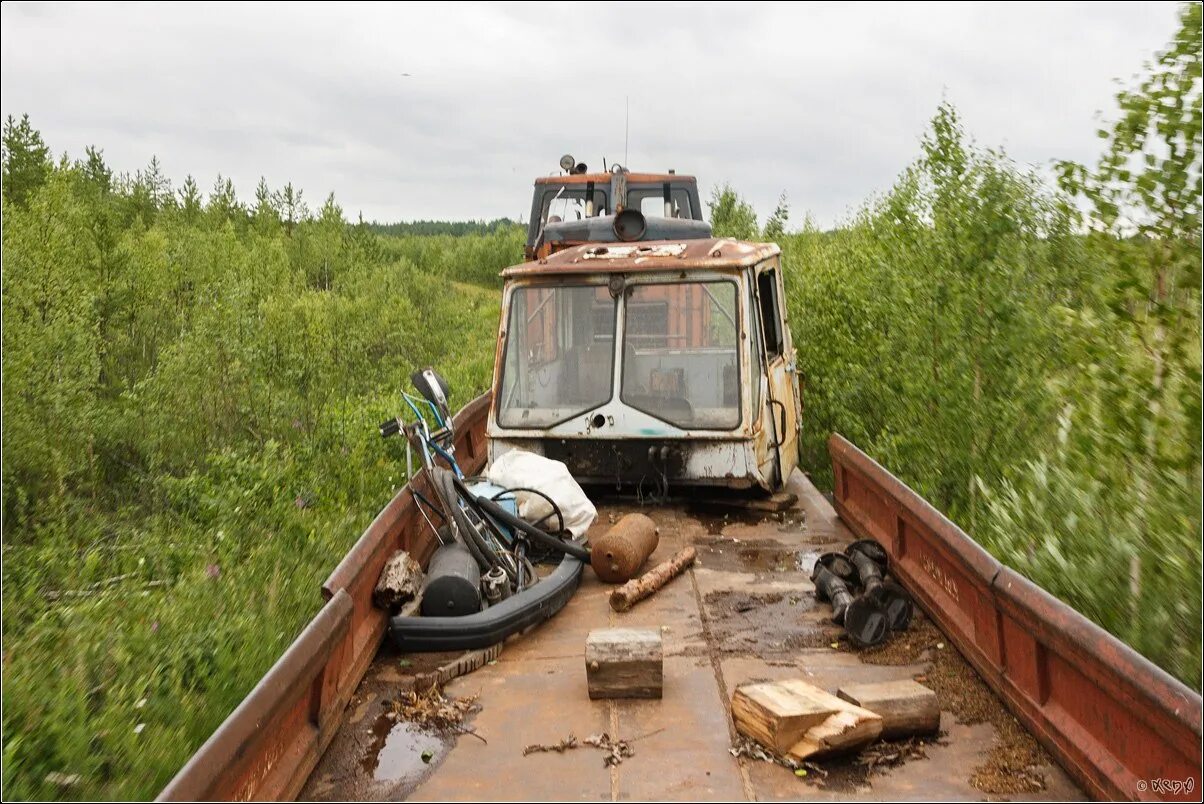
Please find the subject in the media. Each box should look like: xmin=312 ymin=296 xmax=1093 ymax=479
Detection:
xmin=367 ymin=217 xmax=519 ymax=237
xmin=1 ymin=4 xmax=1199 ymax=802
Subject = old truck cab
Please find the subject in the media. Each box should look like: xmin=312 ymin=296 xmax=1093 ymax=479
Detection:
xmin=525 ymin=157 xmax=710 ymax=260
xmin=489 ymin=236 xmax=803 ymax=492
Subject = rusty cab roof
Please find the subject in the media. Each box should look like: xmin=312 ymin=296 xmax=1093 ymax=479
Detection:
xmin=502 ymin=237 xmax=781 ymax=279
xmin=533 ymin=172 xmax=696 ymax=186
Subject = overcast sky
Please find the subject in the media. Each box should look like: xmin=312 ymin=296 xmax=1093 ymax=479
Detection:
xmin=1 ymin=1 xmax=1184 ymax=227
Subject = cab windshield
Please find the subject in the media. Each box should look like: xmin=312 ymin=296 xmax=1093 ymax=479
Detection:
xmin=497 ymin=285 xmax=615 ymax=428
xmin=497 ymin=279 xmax=742 ymax=431
xmin=620 ymin=280 xmax=740 ymax=429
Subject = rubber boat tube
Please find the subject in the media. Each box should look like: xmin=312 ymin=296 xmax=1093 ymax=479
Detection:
xmin=388 ymin=552 xmax=583 ymax=651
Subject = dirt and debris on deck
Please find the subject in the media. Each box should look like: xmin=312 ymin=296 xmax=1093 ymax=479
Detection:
xmin=301 ymin=472 xmax=1084 ymax=801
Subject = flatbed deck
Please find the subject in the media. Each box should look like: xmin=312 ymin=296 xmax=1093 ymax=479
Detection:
xmin=301 ymin=473 xmax=1084 ymax=801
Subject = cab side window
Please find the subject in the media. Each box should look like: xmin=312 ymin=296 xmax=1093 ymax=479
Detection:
xmin=757 ymin=268 xmax=784 ymax=359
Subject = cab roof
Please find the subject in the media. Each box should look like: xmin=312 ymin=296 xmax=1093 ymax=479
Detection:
xmin=534 ymin=172 xmax=696 ymax=186
xmin=502 ymin=237 xmax=781 ymax=278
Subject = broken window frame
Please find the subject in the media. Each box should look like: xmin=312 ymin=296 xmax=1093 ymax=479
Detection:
xmin=756 ymin=267 xmax=785 ymax=360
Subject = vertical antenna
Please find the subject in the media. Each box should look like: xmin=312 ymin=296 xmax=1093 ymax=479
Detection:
xmin=624 ymin=95 xmax=629 ymax=167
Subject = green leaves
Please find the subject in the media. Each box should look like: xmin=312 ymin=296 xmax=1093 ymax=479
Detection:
xmin=1 ymin=121 xmax=504 ymax=800
xmin=707 ymin=183 xmax=760 ymax=240
xmin=1 ymin=114 xmax=51 ymax=208
xmin=784 ymin=43 xmax=1199 ymax=688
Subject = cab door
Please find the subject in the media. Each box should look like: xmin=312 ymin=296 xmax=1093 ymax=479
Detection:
xmin=751 ymin=260 xmax=800 ymax=488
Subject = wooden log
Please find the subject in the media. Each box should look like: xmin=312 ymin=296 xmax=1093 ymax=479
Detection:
xmin=836 ymin=679 xmax=940 ymax=739
xmin=585 ymin=628 xmax=663 ymax=699
xmin=373 ymin=549 xmax=424 ymax=611
xmin=732 ymin=679 xmax=882 ymax=760
xmin=609 ymin=546 xmax=696 ymax=612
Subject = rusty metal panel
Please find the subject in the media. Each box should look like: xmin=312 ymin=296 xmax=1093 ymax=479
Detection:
xmin=994 ymin=569 xmax=1202 ymax=802
xmin=156 ymin=589 xmax=353 ymax=801
xmin=534 ymin=171 xmax=695 ymax=186
xmin=503 ymin=237 xmax=780 ymax=278
xmin=828 ymin=433 xmax=1203 ymax=802
xmin=159 ymin=394 xmax=493 ymax=802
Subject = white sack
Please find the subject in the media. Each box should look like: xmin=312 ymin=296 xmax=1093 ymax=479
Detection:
xmin=484 ymin=449 xmax=596 ymax=539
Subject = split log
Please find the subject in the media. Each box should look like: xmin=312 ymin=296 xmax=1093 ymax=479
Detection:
xmin=732 ymin=679 xmax=882 ymax=760
xmin=837 ymin=680 xmax=939 ymax=739
xmin=585 ymin=628 xmax=663 ymax=699
xmin=609 ymin=546 xmax=696 ymax=612
xmin=373 ymin=550 xmax=424 ymax=611
xmin=790 ymin=703 xmax=882 ymax=759
xmin=731 ymin=679 xmax=839 ymax=754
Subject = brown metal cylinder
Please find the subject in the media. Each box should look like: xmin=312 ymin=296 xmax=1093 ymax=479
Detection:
xmin=591 ymin=513 xmax=660 ymax=583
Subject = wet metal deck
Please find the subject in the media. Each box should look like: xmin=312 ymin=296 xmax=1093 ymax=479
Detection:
xmin=302 ymin=473 xmax=1085 ymax=801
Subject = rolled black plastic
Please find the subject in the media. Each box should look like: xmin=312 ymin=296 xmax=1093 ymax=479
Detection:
xmin=812 ymin=565 xmax=855 ymax=624
xmin=421 ymin=543 xmax=482 ymax=617
xmin=454 ymin=476 xmax=591 ymax=562
xmin=390 ymin=553 xmax=583 ymax=651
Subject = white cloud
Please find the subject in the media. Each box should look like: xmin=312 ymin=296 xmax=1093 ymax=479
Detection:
xmin=1 ymin=1 xmax=1183 ymax=226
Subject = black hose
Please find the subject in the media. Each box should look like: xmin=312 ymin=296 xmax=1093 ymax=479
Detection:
xmin=454 ymin=476 xmax=591 ymax=562
xmin=432 ymin=468 xmax=493 ymax=573
xmin=491 ymin=487 xmax=565 ymax=535
xmin=489 ymin=486 xmax=565 ymax=563
xmin=462 ymin=479 xmax=563 ymax=562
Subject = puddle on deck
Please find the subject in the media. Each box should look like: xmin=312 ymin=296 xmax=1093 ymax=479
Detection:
xmin=301 ymin=648 xmax=470 ymax=801
xmin=704 ymin=589 xmax=837 ymax=654
xmin=361 ymin=717 xmax=447 ymax=783
xmin=685 ymin=505 xmax=810 ymax=537
xmin=697 ymin=540 xmax=823 ymax=575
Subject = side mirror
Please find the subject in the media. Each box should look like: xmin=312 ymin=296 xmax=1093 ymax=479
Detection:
xmin=411 ymin=367 xmax=451 ymax=422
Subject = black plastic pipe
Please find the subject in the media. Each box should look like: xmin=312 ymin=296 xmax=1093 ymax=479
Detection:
xmin=847 ymin=541 xmax=913 ymax=631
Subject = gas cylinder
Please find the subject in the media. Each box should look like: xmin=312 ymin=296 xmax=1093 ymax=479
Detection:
xmin=590 ymin=513 xmax=659 ymax=583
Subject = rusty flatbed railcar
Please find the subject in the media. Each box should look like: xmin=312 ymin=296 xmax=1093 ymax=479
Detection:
xmin=157 ymin=393 xmax=1203 ymax=803
xmin=157 ymin=158 xmax=1201 ymax=801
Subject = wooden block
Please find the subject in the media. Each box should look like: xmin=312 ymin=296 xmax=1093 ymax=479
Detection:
xmin=732 ymin=679 xmax=882 ymax=760
xmin=585 ymin=628 xmax=663 ymax=699
xmin=837 ymin=679 xmax=940 ymax=739
xmin=731 ymin=680 xmax=840 ymax=754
